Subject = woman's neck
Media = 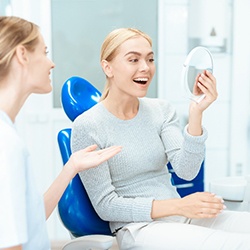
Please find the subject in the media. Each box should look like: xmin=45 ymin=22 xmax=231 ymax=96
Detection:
xmin=0 ymin=82 xmax=28 ymax=123
xmin=101 ymin=96 xmax=139 ymax=120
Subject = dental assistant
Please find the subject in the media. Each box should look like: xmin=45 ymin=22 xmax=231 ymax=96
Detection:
xmin=0 ymin=16 xmax=121 ymax=250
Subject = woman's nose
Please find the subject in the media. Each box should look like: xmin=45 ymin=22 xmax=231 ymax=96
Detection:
xmin=51 ymin=60 xmax=55 ymax=69
xmin=139 ymin=60 xmax=150 ymax=71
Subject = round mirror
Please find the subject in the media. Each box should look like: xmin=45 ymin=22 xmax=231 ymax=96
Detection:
xmin=182 ymin=46 xmax=213 ymax=103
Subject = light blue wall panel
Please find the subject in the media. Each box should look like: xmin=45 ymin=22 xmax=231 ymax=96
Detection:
xmin=51 ymin=0 xmax=158 ymax=107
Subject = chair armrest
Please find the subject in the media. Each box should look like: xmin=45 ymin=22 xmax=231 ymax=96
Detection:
xmin=62 ymin=235 xmax=114 ymax=250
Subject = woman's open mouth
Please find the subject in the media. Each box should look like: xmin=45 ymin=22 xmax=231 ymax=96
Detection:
xmin=133 ymin=78 xmax=148 ymax=85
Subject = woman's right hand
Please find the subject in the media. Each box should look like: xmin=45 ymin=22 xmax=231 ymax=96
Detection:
xmin=178 ymin=192 xmax=226 ymax=219
xmin=151 ymin=192 xmax=226 ymax=219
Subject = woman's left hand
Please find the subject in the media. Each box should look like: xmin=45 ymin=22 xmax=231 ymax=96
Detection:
xmin=187 ymin=70 xmax=217 ymax=136
xmin=191 ymin=70 xmax=218 ymax=112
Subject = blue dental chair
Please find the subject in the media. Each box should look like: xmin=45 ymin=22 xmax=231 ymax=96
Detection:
xmin=57 ymin=76 xmax=205 ymax=250
xmin=57 ymin=76 xmax=116 ymax=250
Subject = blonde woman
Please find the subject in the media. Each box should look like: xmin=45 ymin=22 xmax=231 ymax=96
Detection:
xmin=0 ymin=16 xmax=121 ymax=250
xmin=71 ymin=27 xmax=250 ymax=249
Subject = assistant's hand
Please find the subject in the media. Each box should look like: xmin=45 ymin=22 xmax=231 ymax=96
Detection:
xmin=191 ymin=70 xmax=218 ymax=112
xmin=44 ymin=145 xmax=121 ymax=220
xmin=69 ymin=145 xmax=122 ymax=174
xmin=178 ymin=192 xmax=226 ymax=219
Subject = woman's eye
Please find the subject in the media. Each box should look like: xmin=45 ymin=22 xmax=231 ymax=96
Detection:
xmin=149 ymin=58 xmax=154 ymax=62
xmin=129 ymin=58 xmax=138 ymax=63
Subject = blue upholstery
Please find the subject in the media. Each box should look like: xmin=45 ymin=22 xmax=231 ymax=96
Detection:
xmin=61 ymin=76 xmax=101 ymax=122
xmin=57 ymin=76 xmax=112 ymax=238
xmin=167 ymin=162 xmax=204 ymax=198
xmin=57 ymin=76 xmax=204 ymax=238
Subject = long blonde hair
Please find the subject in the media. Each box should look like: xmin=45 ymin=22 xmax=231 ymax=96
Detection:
xmin=99 ymin=28 xmax=152 ymax=101
xmin=0 ymin=16 xmax=39 ymax=81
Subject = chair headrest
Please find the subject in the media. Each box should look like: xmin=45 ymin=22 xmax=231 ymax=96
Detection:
xmin=61 ymin=76 xmax=101 ymax=121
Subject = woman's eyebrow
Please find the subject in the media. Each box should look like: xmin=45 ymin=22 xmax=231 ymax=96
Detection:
xmin=124 ymin=51 xmax=154 ymax=57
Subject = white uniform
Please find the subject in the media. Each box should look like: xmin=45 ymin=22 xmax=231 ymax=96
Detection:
xmin=0 ymin=111 xmax=50 ymax=249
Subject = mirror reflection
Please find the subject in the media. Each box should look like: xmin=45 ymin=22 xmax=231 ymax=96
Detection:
xmin=182 ymin=46 xmax=213 ymax=102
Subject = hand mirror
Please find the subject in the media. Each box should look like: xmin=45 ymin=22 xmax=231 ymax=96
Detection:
xmin=182 ymin=46 xmax=213 ymax=103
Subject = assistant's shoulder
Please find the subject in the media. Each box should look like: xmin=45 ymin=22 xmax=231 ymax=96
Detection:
xmin=0 ymin=120 xmax=24 ymax=150
xmin=0 ymin=120 xmax=28 ymax=166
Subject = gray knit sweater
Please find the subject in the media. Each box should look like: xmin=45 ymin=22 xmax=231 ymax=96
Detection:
xmin=71 ymin=97 xmax=207 ymax=233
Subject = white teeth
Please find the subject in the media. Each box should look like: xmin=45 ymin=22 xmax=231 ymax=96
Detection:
xmin=134 ymin=78 xmax=148 ymax=81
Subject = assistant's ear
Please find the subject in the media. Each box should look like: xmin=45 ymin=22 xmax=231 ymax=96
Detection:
xmin=101 ymin=59 xmax=113 ymax=78
xmin=15 ymin=45 xmax=29 ymax=65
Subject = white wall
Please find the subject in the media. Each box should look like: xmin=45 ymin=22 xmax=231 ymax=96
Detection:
xmin=158 ymin=0 xmax=250 ymax=188
xmin=158 ymin=0 xmax=233 ymax=189
xmin=230 ymin=0 xmax=250 ymax=177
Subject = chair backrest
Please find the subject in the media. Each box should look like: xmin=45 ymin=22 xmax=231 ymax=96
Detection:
xmin=57 ymin=76 xmax=112 ymax=237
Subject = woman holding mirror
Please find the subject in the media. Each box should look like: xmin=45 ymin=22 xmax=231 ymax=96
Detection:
xmin=71 ymin=28 xmax=250 ymax=249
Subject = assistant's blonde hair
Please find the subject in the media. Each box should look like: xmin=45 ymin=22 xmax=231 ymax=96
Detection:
xmin=0 ymin=16 xmax=40 ymax=81
xmin=100 ymin=28 xmax=152 ymax=101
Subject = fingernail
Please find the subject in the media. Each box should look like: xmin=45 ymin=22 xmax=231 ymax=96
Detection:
xmin=215 ymin=195 xmax=224 ymax=203
xmin=215 ymin=195 xmax=221 ymax=198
